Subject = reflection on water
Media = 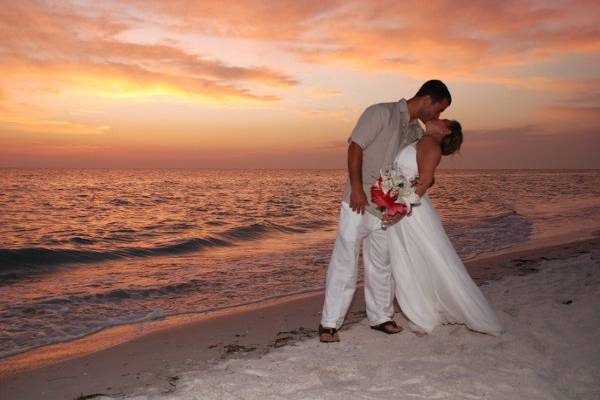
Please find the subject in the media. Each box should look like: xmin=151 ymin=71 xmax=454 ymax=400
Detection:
xmin=1 ymin=168 xmax=600 ymax=358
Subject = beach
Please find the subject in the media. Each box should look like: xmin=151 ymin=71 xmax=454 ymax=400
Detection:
xmin=1 ymin=229 xmax=599 ymax=400
xmin=2 ymin=1 xmax=600 ymax=398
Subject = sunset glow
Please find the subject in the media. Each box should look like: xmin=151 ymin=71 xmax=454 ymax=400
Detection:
xmin=1 ymin=0 xmax=599 ymax=168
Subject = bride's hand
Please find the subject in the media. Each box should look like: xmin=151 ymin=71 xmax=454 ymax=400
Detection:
xmin=412 ymin=176 xmax=434 ymax=197
xmin=382 ymin=212 xmax=403 ymax=227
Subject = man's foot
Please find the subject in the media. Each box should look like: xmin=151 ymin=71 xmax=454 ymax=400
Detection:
xmin=370 ymin=320 xmax=403 ymax=334
xmin=319 ymin=325 xmax=340 ymax=343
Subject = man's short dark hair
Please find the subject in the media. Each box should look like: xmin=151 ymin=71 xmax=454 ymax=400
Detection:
xmin=415 ymin=80 xmax=451 ymax=105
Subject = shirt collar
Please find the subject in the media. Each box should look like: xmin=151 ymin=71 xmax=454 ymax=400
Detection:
xmin=398 ymin=98 xmax=419 ymax=126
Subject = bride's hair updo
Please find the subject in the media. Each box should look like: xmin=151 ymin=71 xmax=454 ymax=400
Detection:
xmin=441 ymin=120 xmax=462 ymax=156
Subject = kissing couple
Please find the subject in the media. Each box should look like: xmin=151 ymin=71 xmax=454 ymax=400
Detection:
xmin=319 ymin=80 xmax=503 ymax=342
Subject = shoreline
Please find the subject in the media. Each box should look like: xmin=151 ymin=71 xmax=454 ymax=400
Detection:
xmin=2 ymin=226 xmax=597 ymax=373
xmin=1 ymin=228 xmax=599 ymax=399
xmin=0 ymin=286 xmax=330 ymax=365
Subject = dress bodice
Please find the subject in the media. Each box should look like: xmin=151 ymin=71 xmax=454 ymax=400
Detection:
xmin=394 ymin=142 xmax=419 ymax=181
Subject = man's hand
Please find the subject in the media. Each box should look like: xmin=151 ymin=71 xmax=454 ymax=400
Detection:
xmin=349 ymin=188 xmax=368 ymax=214
xmin=347 ymin=142 xmax=367 ymax=214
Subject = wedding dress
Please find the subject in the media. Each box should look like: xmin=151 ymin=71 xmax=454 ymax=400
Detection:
xmin=388 ymin=142 xmax=503 ymax=336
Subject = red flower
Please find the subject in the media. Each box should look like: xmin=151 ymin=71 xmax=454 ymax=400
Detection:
xmin=370 ymin=178 xmax=408 ymax=216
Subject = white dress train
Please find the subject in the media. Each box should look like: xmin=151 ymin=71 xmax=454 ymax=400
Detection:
xmin=387 ymin=143 xmax=503 ymax=336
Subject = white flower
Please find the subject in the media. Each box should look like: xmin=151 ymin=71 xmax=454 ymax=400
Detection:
xmin=375 ymin=167 xmax=421 ymax=214
xmin=391 ymin=173 xmax=405 ymax=188
xmin=396 ymin=184 xmax=418 ymax=202
xmin=391 ymin=170 xmax=420 ymax=213
xmin=381 ymin=179 xmax=394 ymax=193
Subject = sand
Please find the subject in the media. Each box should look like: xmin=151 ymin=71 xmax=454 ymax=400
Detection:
xmin=132 ymin=247 xmax=599 ymax=400
xmin=1 ymin=231 xmax=599 ymax=400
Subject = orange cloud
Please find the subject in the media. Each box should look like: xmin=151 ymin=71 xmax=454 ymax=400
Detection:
xmin=2 ymin=59 xmax=280 ymax=103
xmin=1 ymin=118 xmax=110 ymax=135
xmin=127 ymin=0 xmax=343 ymax=41
xmin=0 ymin=1 xmax=296 ymax=106
xmin=123 ymin=0 xmax=599 ymax=82
xmin=509 ymin=77 xmax=600 ymax=93
xmin=3 ymin=1 xmax=597 ymax=104
xmin=0 ymin=101 xmax=111 ymax=135
xmin=0 ymin=82 xmax=110 ymax=136
xmin=307 ymin=87 xmax=344 ymax=98
xmin=290 ymin=2 xmax=599 ymax=80
xmin=294 ymin=107 xmax=354 ymax=121
xmin=67 ymin=40 xmax=297 ymax=88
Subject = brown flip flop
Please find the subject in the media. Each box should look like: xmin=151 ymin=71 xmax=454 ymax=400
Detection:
xmin=319 ymin=324 xmax=340 ymax=343
xmin=370 ymin=320 xmax=403 ymax=334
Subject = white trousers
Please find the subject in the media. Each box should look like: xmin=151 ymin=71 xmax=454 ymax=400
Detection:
xmin=321 ymin=202 xmax=395 ymax=329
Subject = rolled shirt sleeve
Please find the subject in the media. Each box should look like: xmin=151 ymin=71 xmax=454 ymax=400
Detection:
xmin=348 ymin=104 xmax=384 ymax=149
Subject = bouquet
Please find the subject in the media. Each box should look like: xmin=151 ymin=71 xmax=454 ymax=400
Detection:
xmin=370 ymin=167 xmax=420 ymax=226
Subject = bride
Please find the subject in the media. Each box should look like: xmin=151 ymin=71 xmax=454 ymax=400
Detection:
xmin=382 ymin=119 xmax=503 ymax=337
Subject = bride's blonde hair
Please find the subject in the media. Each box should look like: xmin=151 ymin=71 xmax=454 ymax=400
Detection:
xmin=441 ymin=121 xmax=462 ymax=156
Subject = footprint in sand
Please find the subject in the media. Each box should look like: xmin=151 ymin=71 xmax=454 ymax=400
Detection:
xmin=398 ymin=376 xmax=425 ymax=386
xmin=242 ymin=368 xmax=270 ymax=377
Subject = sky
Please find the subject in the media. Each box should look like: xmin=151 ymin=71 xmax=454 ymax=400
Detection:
xmin=0 ymin=0 xmax=599 ymax=169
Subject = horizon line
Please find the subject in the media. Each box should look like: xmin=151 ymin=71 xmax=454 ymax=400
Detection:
xmin=1 ymin=167 xmax=600 ymax=171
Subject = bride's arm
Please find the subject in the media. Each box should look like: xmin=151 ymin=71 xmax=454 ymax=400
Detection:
xmin=414 ymin=136 xmax=442 ymax=197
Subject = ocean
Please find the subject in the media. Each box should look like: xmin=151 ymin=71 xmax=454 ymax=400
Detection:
xmin=1 ymin=168 xmax=600 ymax=359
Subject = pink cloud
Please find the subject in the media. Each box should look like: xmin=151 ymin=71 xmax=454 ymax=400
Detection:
xmin=3 ymin=1 xmax=597 ymax=99
xmin=126 ymin=0 xmax=343 ymax=41
xmin=537 ymin=106 xmax=600 ymax=121
xmin=120 ymin=0 xmax=599 ymax=82
xmin=441 ymin=126 xmax=600 ymax=169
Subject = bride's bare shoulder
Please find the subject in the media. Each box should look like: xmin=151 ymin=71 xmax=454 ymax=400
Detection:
xmin=416 ymin=136 xmax=442 ymax=170
xmin=417 ymin=136 xmax=442 ymax=155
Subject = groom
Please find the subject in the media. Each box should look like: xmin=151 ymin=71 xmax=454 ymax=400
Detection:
xmin=319 ymin=80 xmax=452 ymax=342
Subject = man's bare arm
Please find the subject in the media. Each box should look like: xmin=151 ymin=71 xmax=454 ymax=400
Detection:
xmin=348 ymin=142 xmax=368 ymax=214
